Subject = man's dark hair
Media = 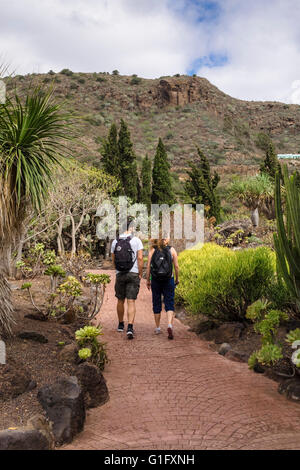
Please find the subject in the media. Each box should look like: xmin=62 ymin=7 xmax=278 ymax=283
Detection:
xmin=127 ymin=216 xmax=135 ymax=231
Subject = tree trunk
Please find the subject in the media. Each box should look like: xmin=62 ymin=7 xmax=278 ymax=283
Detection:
xmin=251 ymin=208 xmax=259 ymax=227
xmin=0 ymin=271 xmax=15 ymax=337
xmin=70 ymin=215 xmax=76 ymax=257
xmin=57 ymin=217 xmax=65 ymax=256
xmin=263 ymin=199 xmax=276 ymax=220
xmin=69 ymin=212 xmax=85 ymax=258
xmin=105 ymin=238 xmax=112 ymax=260
xmin=0 ymin=243 xmax=12 ymax=278
xmin=12 ymin=227 xmax=26 ymax=278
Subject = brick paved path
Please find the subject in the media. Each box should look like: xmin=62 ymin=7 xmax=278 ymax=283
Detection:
xmin=67 ymin=270 xmax=300 ymax=450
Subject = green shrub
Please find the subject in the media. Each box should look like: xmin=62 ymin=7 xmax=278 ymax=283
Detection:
xmin=248 ymin=352 xmax=258 ymax=370
xmin=246 ymin=298 xmax=288 ymax=370
xmin=256 ymin=344 xmax=283 ymax=365
xmin=75 ymin=325 xmax=108 ymax=370
xmin=60 ymin=68 xmax=73 ymax=76
xmin=247 ymin=235 xmax=263 ymax=244
xmin=130 ymin=76 xmax=142 ymax=85
xmin=265 ymin=278 xmax=292 ymax=310
xmin=286 ymin=328 xmax=300 ymax=345
xmin=176 ymin=243 xmax=276 ymax=321
xmin=246 ymin=298 xmax=269 ymax=322
xmin=255 ymin=132 xmax=272 ymax=152
xmin=252 ymin=309 xmax=288 ymax=345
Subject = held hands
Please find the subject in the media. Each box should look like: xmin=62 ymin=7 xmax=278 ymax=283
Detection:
xmin=146 ymin=280 xmax=151 ymax=291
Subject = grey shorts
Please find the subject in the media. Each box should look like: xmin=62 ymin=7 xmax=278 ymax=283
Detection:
xmin=115 ymin=272 xmax=140 ymax=300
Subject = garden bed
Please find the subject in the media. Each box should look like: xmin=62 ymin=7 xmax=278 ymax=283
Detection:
xmin=176 ymin=305 xmax=299 ymax=386
xmin=0 ymin=277 xmax=86 ymax=431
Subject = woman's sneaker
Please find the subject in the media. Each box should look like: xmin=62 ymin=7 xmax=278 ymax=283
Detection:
xmin=117 ymin=322 xmax=124 ymax=332
xmin=167 ymin=327 xmax=174 ymax=340
xmin=155 ymin=327 xmax=161 ymax=335
xmin=127 ymin=324 xmax=134 ymax=339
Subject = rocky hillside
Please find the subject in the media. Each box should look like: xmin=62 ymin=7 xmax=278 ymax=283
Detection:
xmin=5 ymin=71 xmax=300 ymax=179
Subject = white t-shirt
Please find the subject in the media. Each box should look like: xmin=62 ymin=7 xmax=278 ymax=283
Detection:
xmin=111 ymin=234 xmax=143 ymax=274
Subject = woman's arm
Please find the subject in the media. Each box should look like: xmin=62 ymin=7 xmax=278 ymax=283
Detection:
xmin=146 ymin=247 xmax=154 ymax=290
xmin=171 ymin=247 xmax=179 ymax=285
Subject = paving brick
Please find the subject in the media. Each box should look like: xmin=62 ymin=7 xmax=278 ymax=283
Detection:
xmin=64 ymin=270 xmax=300 ymax=450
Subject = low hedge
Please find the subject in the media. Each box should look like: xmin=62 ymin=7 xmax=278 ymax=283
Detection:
xmin=176 ymin=243 xmax=276 ymax=321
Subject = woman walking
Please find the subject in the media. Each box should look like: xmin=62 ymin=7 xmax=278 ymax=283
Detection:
xmin=146 ymin=238 xmax=179 ymax=340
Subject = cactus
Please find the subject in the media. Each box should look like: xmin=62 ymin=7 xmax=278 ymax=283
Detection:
xmin=274 ymin=165 xmax=300 ymax=309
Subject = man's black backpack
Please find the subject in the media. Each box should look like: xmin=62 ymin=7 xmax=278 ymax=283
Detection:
xmin=151 ymin=246 xmax=173 ymax=281
xmin=114 ymin=236 xmax=135 ymax=272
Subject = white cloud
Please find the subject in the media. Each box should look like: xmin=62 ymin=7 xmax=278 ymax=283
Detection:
xmin=290 ymin=80 xmax=300 ymax=105
xmin=0 ymin=0 xmax=204 ymax=77
xmin=196 ymin=0 xmax=300 ymax=103
xmin=1 ymin=0 xmax=300 ymax=103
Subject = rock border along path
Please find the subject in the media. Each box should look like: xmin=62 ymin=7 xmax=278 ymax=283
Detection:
xmin=66 ymin=270 xmax=300 ymax=450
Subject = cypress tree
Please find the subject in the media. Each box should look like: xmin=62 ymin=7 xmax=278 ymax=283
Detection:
xmin=118 ymin=119 xmax=138 ymax=202
xmin=101 ymin=123 xmax=120 ymax=179
xmin=136 ymin=173 xmax=142 ymax=203
xmin=151 ymin=138 xmax=175 ymax=205
xmin=184 ymin=148 xmax=220 ymax=221
xmin=140 ymin=155 xmax=152 ymax=208
xmin=260 ymin=142 xmax=281 ymax=179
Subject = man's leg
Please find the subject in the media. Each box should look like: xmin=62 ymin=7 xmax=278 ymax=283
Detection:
xmin=127 ymin=299 xmax=136 ymax=324
xmin=115 ymin=273 xmax=126 ymax=331
xmin=126 ymin=300 xmax=136 ymax=339
xmin=126 ymin=274 xmax=140 ymax=339
xmin=117 ymin=299 xmax=125 ymax=322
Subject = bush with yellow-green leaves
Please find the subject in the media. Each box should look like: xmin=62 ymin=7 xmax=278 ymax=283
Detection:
xmin=175 ymin=243 xmax=276 ymax=322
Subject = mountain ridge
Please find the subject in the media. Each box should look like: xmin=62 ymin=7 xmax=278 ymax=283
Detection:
xmin=5 ymin=71 xmax=300 ymax=178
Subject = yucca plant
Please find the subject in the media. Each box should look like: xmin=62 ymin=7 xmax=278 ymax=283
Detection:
xmin=0 ymin=88 xmax=73 ymax=335
xmin=228 ymin=173 xmax=274 ymax=226
xmin=274 ymin=165 xmax=300 ymax=310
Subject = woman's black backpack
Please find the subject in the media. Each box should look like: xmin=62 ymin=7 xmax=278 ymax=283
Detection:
xmin=151 ymin=246 xmax=173 ymax=281
xmin=114 ymin=237 xmax=135 ymax=272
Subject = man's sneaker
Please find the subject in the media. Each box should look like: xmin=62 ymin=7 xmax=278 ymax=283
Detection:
xmin=117 ymin=322 xmax=124 ymax=332
xmin=155 ymin=327 xmax=161 ymax=335
xmin=167 ymin=327 xmax=174 ymax=340
xmin=127 ymin=325 xmax=134 ymax=340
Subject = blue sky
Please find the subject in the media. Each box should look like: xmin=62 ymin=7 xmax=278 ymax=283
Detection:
xmin=187 ymin=54 xmax=228 ymax=75
xmin=1 ymin=0 xmax=300 ymax=103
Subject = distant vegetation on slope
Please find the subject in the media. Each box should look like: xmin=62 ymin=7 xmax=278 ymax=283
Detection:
xmin=5 ymin=71 xmax=300 ymax=180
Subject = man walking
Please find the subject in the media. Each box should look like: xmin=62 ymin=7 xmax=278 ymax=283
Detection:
xmin=111 ymin=218 xmax=143 ymax=339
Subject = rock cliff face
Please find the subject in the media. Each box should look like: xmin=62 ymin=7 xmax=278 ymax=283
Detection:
xmin=133 ymin=77 xmax=226 ymax=111
xmin=133 ymin=77 xmax=300 ymax=137
xmin=6 ymin=72 xmax=300 ymax=172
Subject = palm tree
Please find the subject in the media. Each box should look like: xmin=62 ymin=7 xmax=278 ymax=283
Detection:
xmin=0 ymin=89 xmax=72 ymax=335
xmin=228 ymin=173 xmax=274 ymax=227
